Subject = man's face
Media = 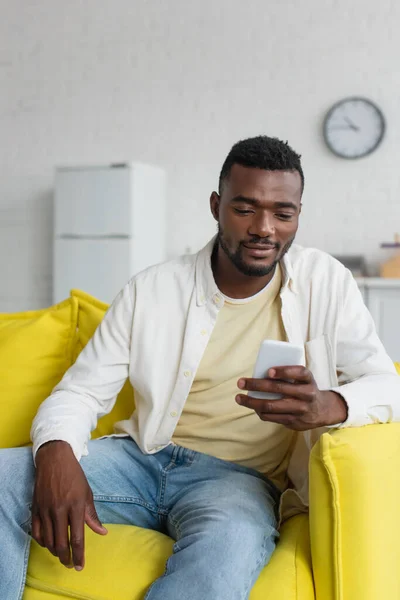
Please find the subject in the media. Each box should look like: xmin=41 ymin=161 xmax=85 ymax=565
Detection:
xmin=210 ymin=164 xmax=302 ymax=277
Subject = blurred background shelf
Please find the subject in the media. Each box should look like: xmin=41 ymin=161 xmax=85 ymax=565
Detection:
xmin=356 ymin=278 xmax=400 ymax=362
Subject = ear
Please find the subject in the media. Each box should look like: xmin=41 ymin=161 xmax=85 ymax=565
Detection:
xmin=210 ymin=192 xmax=220 ymax=222
xmin=299 ymin=203 xmax=302 ymax=215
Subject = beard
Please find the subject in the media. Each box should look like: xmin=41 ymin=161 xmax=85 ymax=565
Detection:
xmin=217 ymin=224 xmax=295 ymax=277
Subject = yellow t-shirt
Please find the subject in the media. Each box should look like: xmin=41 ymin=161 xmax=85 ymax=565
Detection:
xmin=173 ymin=266 xmax=296 ymax=491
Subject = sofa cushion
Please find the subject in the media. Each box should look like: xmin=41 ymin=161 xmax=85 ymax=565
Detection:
xmin=71 ymin=289 xmax=109 ymax=361
xmin=0 ymin=298 xmax=78 ymax=449
xmin=70 ymin=289 xmax=135 ymax=439
xmin=309 ymin=423 xmax=400 ymax=600
xmin=25 ymin=514 xmax=314 ymax=600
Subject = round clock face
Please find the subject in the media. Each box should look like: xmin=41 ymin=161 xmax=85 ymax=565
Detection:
xmin=323 ymin=97 xmax=385 ymax=159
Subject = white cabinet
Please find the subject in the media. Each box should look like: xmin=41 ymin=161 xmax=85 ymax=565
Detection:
xmin=54 ymin=239 xmax=132 ymax=305
xmin=357 ymin=278 xmax=400 ymax=362
xmin=55 ymin=166 xmax=133 ymax=237
xmin=53 ymin=163 xmax=167 ymax=304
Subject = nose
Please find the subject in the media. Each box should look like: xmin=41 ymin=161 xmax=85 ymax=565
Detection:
xmin=248 ymin=210 xmax=275 ymax=238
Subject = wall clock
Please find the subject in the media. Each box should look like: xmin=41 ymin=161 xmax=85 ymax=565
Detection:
xmin=323 ymin=97 xmax=385 ymax=159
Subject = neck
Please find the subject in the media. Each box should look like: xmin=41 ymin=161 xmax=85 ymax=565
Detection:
xmin=211 ymin=244 xmax=276 ymax=299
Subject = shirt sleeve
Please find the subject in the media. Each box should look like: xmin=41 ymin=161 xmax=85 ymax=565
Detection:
xmin=31 ymin=281 xmax=134 ymax=463
xmin=331 ymin=271 xmax=400 ymax=427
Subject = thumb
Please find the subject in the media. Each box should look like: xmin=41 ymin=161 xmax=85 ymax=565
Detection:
xmin=85 ymin=502 xmax=108 ymax=536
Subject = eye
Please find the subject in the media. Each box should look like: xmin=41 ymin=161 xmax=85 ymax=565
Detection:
xmin=275 ymin=213 xmax=293 ymax=221
xmin=234 ymin=208 xmax=254 ymax=215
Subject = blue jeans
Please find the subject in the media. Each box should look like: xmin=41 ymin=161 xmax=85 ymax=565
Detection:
xmin=0 ymin=437 xmax=280 ymax=600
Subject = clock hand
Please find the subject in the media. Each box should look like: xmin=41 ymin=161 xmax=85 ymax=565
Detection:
xmin=330 ymin=125 xmax=355 ymax=130
xmin=343 ymin=116 xmax=359 ymax=132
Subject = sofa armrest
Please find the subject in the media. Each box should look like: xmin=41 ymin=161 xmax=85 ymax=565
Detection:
xmin=309 ymin=423 xmax=400 ymax=600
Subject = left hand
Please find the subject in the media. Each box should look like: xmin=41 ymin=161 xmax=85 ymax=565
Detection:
xmin=236 ymin=365 xmax=348 ymax=430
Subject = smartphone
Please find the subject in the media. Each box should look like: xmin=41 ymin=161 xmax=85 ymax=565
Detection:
xmin=250 ymin=340 xmax=305 ymax=400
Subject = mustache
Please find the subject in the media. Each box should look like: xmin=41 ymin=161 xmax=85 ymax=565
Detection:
xmin=241 ymin=238 xmax=280 ymax=248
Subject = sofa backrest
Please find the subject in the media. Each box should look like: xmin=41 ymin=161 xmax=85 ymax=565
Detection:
xmin=0 ymin=290 xmax=135 ymax=449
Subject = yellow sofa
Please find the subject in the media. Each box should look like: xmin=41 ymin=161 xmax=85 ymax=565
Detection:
xmin=1 ymin=290 xmax=400 ymax=600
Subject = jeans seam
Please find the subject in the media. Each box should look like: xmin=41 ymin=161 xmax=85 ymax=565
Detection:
xmin=163 ymin=457 xmax=176 ymax=472
xmin=93 ymin=495 xmax=166 ymax=516
xmin=157 ymin=468 xmax=168 ymax=509
xmin=18 ymin=536 xmax=31 ymax=600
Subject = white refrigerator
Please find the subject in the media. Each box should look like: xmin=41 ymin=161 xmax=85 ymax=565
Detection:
xmin=53 ymin=162 xmax=167 ymax=304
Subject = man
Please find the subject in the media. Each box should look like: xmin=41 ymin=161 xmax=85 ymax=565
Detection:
xmin=1 ymin=135 xmax=399 ymax=600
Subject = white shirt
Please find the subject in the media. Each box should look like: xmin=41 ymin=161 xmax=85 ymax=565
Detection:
xmin=31 ymin=237 xmax=400 ymax=508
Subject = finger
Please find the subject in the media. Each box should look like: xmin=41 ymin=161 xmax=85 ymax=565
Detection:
xmin=69 ymin=510 xmax=85 ymax=571
xmin=236 ymin=395 xmax=307 ymax=415
xmin=267 ymin=365 xmax=312 ymax=383
xmin=41 ymin=513 xmax=56 ymax=556
xmin=237 ymin=378 xmax=307 ymax=400
xmin=52 ymin=510 xmax=72 ymax=568
xmin=256 ymin=412 xmax=309 ymax=430
xmin=31 ymin=513 xmax=44 ymax=547
xmin=85 ymin=502 xmax=108 ymax=536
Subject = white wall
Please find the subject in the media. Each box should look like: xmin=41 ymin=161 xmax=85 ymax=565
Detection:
xmin=1 ymin=0 xmax=400 ymax=310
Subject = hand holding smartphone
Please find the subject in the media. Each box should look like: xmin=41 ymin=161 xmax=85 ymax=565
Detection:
xmin=250 ymin=340 xmax=305 ymax=400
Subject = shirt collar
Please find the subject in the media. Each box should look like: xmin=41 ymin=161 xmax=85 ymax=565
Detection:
xmin=195 ymin=236 xmax=297 ymax=306
xmin=281 ymin=250 xmax=297 ymax=294
xmin=195 ymin=236 xmax=219 ymax=306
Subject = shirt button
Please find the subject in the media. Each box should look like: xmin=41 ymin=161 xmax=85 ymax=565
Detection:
xmin=213 ymin=295 xmax=222 ymax=306
xmin=170 ymin=411 xmax=178 ymax=417
xmin=184 ymin=370 xmax=191 ymax=378
xmin=201 ymin=329 xmax=208 ymax=336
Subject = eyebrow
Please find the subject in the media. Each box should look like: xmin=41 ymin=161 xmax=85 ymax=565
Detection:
xmin=230 ymin=196 xmax=298 ymax=211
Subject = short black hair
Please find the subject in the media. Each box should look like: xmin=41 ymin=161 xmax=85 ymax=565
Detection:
xmin=218 ymin=135 xmax=304 ymax=195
